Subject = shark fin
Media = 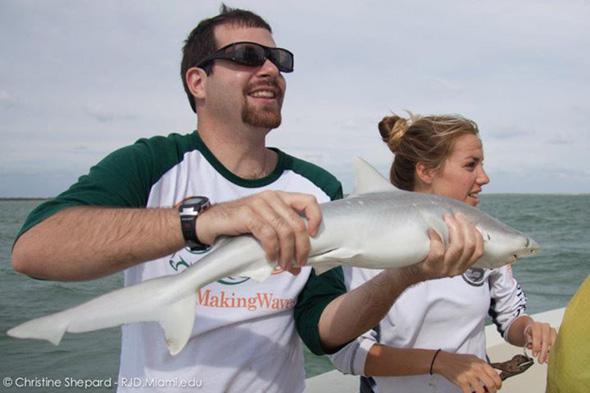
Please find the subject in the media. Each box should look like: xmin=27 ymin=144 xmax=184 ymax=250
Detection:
xmin=157 ymin=293 xmax=197 ymax=355
xmin=311 ymin=247 xmax=361 ymax=275
xmin=352 ymin=157 xmax=400 ymax=196
xmin=6 ymin=312 xmax=68 ymax=346
xmin=7 ymin=274 xmax=201 ymax=356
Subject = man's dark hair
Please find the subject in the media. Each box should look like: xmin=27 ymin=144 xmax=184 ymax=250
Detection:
xmin=181 ymin=4 xmax=272 ymax=113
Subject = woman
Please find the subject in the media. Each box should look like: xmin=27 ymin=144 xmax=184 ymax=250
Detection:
xmin=330 ymin=113 xmax=557 ymax=393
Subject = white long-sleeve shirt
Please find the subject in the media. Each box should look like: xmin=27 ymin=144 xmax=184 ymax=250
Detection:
xmin=330 ymin=265 xmax=527 ymax=393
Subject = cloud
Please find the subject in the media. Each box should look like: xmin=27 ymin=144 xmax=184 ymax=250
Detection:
xmin=1 ymin=0 xmax=589 ymax=196
xmin=546 ymin=136 xmax=574 ymax=145
xmin=84 ymin=105 xmax=137 ymax=124
xmin=421 ymin=77 xmax=464 ymax=96
xmin=0 ymin=90 xmax=17 ymax=109
xmin=488 ymin=166 xmax=590 ymax=194
xmin=486 ymin=125 xmax=531 ymax=140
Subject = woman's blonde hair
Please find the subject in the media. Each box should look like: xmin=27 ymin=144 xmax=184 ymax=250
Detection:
xmin=378 ymin=112 xmax=480 ymax=191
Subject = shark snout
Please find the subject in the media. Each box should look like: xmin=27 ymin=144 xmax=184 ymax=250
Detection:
xmin=515 ymin=237 xmax=540 ymax=258
xmin=526 ymin=237 xmax=540 ymax=252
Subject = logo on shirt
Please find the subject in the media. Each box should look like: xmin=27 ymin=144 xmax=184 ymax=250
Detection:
xmin=197 ymin=288 xmax=296 ymax=311
xmin=218 ymin=276 xmax=250 ymax=285
xmin=462 ymin=267 xmax=487 ymax=286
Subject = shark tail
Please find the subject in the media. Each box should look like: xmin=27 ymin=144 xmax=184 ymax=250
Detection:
xmin=7 ymin=312 xmax=69 ymax=346
xmin=6 ymin=277 xmax=198 ymax=356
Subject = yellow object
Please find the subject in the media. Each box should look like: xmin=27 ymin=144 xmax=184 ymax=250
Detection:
xmin=546 ymin=275 xmax=590 ymax=392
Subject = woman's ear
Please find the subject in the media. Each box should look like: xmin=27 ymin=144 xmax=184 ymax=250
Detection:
xmin=416 ymin=162 xmax=435 ymax=185
xmin=185 ymin=67 xmax=207 ymax=101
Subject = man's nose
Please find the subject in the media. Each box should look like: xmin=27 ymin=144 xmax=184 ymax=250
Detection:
xmin=257 ymin=58 xmax=280 ymax=76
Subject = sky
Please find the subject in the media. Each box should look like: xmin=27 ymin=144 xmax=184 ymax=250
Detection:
xmin=1 ymin=0 xmax=589 ymax=197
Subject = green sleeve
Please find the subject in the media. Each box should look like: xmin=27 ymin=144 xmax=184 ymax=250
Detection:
xmin=294 ymin=177 xmax=345 ymax=355
xmin=294 ymin=266 xmax=347 ymax=355
xmin=15 ymin=135 xmax=180 ymax=241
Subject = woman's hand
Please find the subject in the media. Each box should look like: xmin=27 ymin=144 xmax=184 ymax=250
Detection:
xmin=433 ymin=351 xmax=502 ymax=393
xmin=418 ymin=213 xmax=484 ymax=280
xmin=523 ymin=321 xmax=557 ymax=364
xmin=507 ymin=316 xmax=557 ymax=364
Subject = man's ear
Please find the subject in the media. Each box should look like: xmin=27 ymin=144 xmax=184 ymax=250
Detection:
xmin=416 ymin=162 xmax=435 ymax=185
xmin=185 ymin=67 xmax=207 ymax=101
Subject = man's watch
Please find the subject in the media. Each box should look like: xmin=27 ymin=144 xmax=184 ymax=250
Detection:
xmin=178 ymin=196 xmax=211 ymax=251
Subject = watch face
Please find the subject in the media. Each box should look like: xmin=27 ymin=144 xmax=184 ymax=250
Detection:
xmin=184 ymin=196 xmax=208 ymax=206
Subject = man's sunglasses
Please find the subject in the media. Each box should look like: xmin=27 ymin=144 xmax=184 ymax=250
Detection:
xmin=196 ymin=42 xmax=294 ymax=73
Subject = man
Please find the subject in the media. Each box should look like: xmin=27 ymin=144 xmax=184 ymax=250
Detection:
xmin=12 ymin=5 xmax=483 ymax=392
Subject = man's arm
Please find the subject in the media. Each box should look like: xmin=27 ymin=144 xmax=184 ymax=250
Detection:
xmin=317 ymin=213 xmax=484 ymax=351
xmin=12 ymin=190 xmax=322 ymax=281
xmin=12 ymin=206 xmax=184 ymax=280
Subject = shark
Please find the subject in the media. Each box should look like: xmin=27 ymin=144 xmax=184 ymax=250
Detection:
xmin=7 ymin=158 xmax=539 ymax=355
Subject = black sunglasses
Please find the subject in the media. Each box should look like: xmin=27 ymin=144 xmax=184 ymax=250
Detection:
xmin=196 ymin=41 xmax=294 ymax=73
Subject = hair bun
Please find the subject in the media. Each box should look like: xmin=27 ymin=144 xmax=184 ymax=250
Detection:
xmin=378 ymin=115 xmax=409 ymax=153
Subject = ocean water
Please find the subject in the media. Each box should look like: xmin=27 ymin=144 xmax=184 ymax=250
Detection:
xmin=0 ymin=195 xmax=588 ymax=390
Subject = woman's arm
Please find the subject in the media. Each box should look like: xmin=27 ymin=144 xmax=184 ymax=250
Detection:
xmin=366 ymin=345 xmax=502 ymax=393
xmin=506 ymin=315 xmax=557 ymax=364
xmin=488 ymin=266 xmax=557 ymax=364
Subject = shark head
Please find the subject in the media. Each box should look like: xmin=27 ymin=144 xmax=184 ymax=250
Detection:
xmin=475 ymin=221 xmax=540 ymax=268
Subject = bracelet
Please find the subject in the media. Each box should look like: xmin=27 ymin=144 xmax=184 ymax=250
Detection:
xmin=429 ymin=349 xmax=442 ymax=375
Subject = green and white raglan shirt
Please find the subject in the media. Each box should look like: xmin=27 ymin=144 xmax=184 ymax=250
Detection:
xmin=17 ymin=131 xmax=345 ymax=393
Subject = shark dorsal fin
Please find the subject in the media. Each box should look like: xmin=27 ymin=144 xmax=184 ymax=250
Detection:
xmin=352 ymin=157 xmax=401 ymax=196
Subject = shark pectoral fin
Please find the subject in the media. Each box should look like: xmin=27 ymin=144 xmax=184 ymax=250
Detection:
xmin=310 ymin=248 xmax=361 ymax=275
xmin=158 ymin=293 xmax=197 ymax=356
xmin=239 ymin=261 xmax=275 ymax=282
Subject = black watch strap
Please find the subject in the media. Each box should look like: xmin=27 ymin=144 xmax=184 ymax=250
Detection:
xmin=178 ymin=196 xmax=211 ymax=251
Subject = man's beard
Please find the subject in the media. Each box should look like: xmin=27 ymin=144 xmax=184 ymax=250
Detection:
xmin=241 ymin=79 xmax=284 ymax=129
xmin=241 ymin=98 xmax=283 ymax=129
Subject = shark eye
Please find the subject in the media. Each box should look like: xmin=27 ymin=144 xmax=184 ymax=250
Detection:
xmin=487 ymin=234 xmax=491 ymax=241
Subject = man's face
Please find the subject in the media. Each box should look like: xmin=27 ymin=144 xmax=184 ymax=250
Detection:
xmin=205 ymin=25 xmax=286 ymax=130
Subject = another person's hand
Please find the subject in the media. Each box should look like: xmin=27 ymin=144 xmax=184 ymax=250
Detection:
xmin=524 ymin=321 xmax=557 ymax=364
xmin=196 ymin=190 xmax=322 ymax=275
xmin=418 ymin=213 xmax=484 ymax=279
xmin=433 ymin=351 xmax=502 ymax=393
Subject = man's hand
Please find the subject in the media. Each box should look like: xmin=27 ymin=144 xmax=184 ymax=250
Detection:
xmin=416 ymin=213 xmax=484 ymax=280
xmin=196 ymin=190 xmax=322 ymax=274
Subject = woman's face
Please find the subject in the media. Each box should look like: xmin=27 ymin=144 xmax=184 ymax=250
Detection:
xmin=428 ymin=134 xmax=490 ymax=206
